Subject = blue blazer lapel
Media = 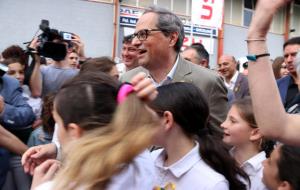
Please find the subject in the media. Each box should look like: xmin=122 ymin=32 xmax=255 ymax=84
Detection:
xmin=277 ymin=75 xmax=292 ymax=105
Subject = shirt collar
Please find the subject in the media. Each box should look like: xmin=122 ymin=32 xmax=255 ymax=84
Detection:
xmin=224 ymin=71 xmax=239 ymax=89
xmin=241 ymin=151 xmax=266 ymax=172
xmin=151 ymin=55 xmax=179 ymax=87
xmin=154 ymin=142 xmax=201 ymax=178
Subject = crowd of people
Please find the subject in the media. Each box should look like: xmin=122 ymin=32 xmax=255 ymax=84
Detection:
xmin=0 ymin=0 xmax=300 ymax=189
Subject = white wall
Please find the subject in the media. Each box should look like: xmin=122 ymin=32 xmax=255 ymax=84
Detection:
xmin=0 ymin=0 xmax=114 ymax=57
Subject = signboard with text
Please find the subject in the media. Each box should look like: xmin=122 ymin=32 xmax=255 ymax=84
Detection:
xmin=191 ymin=0 xmax=224 ymax=29
xmin=120 ymin=6 xmax=217 ymax=54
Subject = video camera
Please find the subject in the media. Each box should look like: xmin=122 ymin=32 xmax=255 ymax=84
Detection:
xmin=33 ymin=20 xmax=73 ymax=61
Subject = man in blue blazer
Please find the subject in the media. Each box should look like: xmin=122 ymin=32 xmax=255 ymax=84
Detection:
xmin=277 ymin=37 xmax=300 ymax=108
xmin=0 ymin=74 xmax=35 ymax=188
xmin=0 ymin=75 xmax=35 ymax=129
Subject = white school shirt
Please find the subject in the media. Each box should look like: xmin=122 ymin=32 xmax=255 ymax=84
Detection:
xmin=151 ymin=143 xmax=229 ymax=190
xmin=34 ymin=150 xmax=155 ymax=190
xmin=241 ymin=151 xmax=269 ymax=190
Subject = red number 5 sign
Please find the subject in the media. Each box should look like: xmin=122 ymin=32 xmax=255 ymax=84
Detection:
xmin=191 ymin=0 xmax=224 ymax=29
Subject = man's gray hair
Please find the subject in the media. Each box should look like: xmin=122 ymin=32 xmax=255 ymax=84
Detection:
xmin=144 ymin=6 xmax=185 ymax=53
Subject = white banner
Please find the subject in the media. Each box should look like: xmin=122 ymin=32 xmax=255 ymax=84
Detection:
xmin=191 ymin=0 xmax=224 ymax=29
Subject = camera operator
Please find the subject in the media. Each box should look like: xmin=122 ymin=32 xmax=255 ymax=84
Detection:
xmin=29 ymin=34 xmax=79 ymax=98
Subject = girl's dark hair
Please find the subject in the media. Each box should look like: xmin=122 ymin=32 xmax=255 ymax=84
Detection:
xmin=1 ymin=45 xmax=33 ymax=85
xmin=149 ymin=82 xmax=249 ymax=190
xmin=41 ymin=93 xmax=56 ymax=134
xmin=80 ymin=57 xmax=116 ymax=74
xmin=278 ymin=145 xmax=300 ymax=189
xmin=232 ymin=98 xmax=275 ymax=157
xmin=54 ymin=71 xmax=119 ymax=130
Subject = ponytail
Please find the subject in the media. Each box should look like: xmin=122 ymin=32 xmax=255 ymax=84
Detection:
xmin=53 ymin=94 xmax=159 ymax=190
xmin=261 ymin=139 xmax=276 ymax=158
xmin=149 ymin=82 xmax=251 ymax=189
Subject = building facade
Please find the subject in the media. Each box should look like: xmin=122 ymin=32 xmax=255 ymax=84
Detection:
xmin=1 ymin=0 xmax=299 ymax=68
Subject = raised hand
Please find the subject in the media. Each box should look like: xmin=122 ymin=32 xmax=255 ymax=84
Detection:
xmin=131 ymin=72 xmax=157 ymax=101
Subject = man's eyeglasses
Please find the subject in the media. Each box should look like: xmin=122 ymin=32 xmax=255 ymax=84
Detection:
xmin=132 ymin=29 xmax=164 ymax=41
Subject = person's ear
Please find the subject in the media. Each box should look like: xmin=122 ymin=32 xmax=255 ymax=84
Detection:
xmin=200 ymin=59 xmax=209 ymax=68
xmin=278 ymin=180 xmax=292 ymax=190
xmin=67 ymin=123 xmax=83 ymax=140
xmin=169 ymin=32 xmax=179 ymax=47
xmin=162 ymin=111 xmax=174 ymax=131
xmin=249 ymin=128 xmax=262 ymax=141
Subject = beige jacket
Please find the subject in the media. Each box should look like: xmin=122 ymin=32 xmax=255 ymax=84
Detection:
xmin=121 ymin=55 xmax=228 ymax=137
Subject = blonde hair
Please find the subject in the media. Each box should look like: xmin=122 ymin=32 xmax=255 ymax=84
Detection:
xmin=53 ymin=94 xmax=159 ymax=190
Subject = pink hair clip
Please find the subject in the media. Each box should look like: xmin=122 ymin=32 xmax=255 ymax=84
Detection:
xmin=117 ymin=83 xmax=134 ymax=104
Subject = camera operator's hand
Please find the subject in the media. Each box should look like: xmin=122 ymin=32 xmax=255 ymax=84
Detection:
xmin=0 ymin=96 xmax=5 ymax=113
xmin=29 ymin=37 xmax=40 ymax=51
xmin=71 ymin=34 xmax=86 ymax=60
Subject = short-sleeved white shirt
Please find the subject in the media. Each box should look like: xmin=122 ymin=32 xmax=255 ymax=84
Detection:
xmin=40 ymin=64 xmax=78 ymax=96
xmin=151 ymin=143 xmax=229 ymax=190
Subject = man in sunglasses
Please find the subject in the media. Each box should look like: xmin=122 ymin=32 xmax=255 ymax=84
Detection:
xmin=121 ymin=6 xmax=228 ymax=138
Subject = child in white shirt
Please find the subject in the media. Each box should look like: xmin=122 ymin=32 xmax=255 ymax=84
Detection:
xmin=149 ymin=82 xmax=249 ymax=190
xmin=221 ymin=98 xmax=275 ymax=190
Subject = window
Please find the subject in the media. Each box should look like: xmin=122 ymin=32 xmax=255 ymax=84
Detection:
xmin=173 ymin=0 xmax=187 ymax=15
xmin=121 ymin=0 xmax=191 ymax=16
xmin=243 ymin=0 xmax=256 ymax=27
xmin=121 ymin=0 xmax=137 ymax=6
xmin=270 ymin=7 xmax=285 ymax=34
xmin=157 ymin=0 xmax=171 ymax=10
xmin=86 ymin=0 xmax=113 ymax=3
xmin=224 ymin=0 xmax=243 ymax=25
xmin=243 ymin=9 xmax=253 ymax=27
xmin=244 ymin=0 xmax=256 ymax=9
xmin=138 ymin=0 xmax=154 ymax=8
xmin=291 ymin=4 xmax=300 ymax=37
xmin=224 ymin=0 xmax=232 ymax=24
xmin=232 ymin=0 xmax=243 ymax=25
